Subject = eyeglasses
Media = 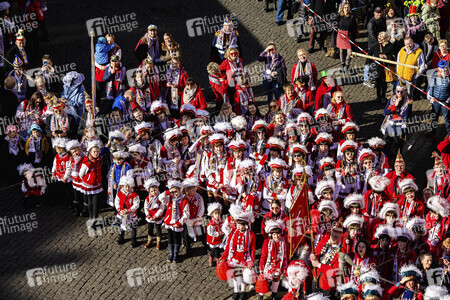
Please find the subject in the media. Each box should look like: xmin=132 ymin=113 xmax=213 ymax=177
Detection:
xmin=271 ymin=206 xmax=280 ymax=210
xmin=230 ymin=52 xmax=238 ymax=56
xmin=293 ymin=154 xmax=302 ymax=157
xmin=270 ymin=105 xmax=277 ymax=109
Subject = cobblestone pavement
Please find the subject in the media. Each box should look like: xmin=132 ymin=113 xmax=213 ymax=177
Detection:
xmin=0 ymin=0 xmax=447 ymax=299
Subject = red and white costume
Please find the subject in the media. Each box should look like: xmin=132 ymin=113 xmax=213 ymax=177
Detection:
xmin=79 ymin=155 xmax=103 ymax=195
xmin=163 ymin=191 xmax=189 ymax=232
xmin=115 ymin=186 xmax=140 ymax=231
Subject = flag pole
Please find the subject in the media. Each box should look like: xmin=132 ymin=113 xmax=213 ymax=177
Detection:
xmin=90 ymin=31 xmax=96 ymax=115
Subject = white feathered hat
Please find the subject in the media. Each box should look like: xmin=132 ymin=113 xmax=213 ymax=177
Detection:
xmin=228 ymin=140 xmax=246 ymax=150
xmin=196 ymin=109 xmax=210 ymax=118
xmin=358 ymin=148 xmax=375 ymax=163
xmin=297 ymin=112 xmax=314 ymax=125
xmin=360 ymin=269 xmax=381 ymax=284
xmin=315 ymin=132 xmax=333 ymax=145
xmin=17 ymin=163 xmax=34 ymax=175
xmin=314 ymin=108 xmax=331 ymax=120
xmin=318 ymin=200 xmax=339 ymax=218
xmin=180 ymin=103 xmax=196 ymax=115
xmin=286 ymin=261 xmax=309 ymax=289
xmin=87 ymin=140 xmax=101 ymax=152
xmin=119 ymin=175 xmax=134 ymax=187
xmin=112 ymin=150 xmax=128 ymax=158
xmin=267 ymin=136 xmax=285 ymax=150
xmin=427 ymin=196 xmax=450 ymax=217
xmin=200 ymin=125 xmax=213 ymax=135
xmin=379 ymin=202 xmax=400 ymax=220
xmin=285 ymin=123 xmax=299 ymax=136
xmin=264 ymin=219 xmax=285 ymax=234
xmin=251 ymin=120 xmax=269 ymax=132
xmin=231 ymin=116 xmax=247 ymax=131
xmin=150 ymin=100 xmax=168 ymax=114
xmin=367 ymin=137 xmax=386 ymax=149
xmin=128 ymin=143 xmax=146 ymax=153
xmin=268 ymin=157 xmax=288 ymax=169
xmin=398 ymin=178 xmax=418 ymax=194
xmin=369 ymin=175 xmax=391 ymax=192
xmin=405 ymin=217 xmax=426 ymax=234
xmin=290 ymin=143 xmax=308 ymax=156
xmin=209 ymin=133 xmax=228 ymax=144
xmin=315 ymin=179 xmax=335 ymax=198
xmin=207 ymin=202 xmax=223 ymax=216
xmin=337 ymin=282 xmax=359 ymax=296
xmin=343 ymin=194 xmax=365 ymax=209
xmin=424 ymin=285 xmax=449 ymax=300
xmin=340 ymin=140 xmax=358 ymax=153
xmin=109 ymin=130 xmax=126 ymax=140
xmin=362 ymin=284 xmax=383 ymax=299
xmin=167 ymin=180 xmax=183 ymax=189
xmin=399 ymin=264 xmax=423 ymax=279
xmin=183 ymin=178 xmax=199 ymax=188
xmin=229 ymin=203 xmax=255 ymax=223
xmin=164 ymin=128 xmax=181 ymax=141
xmin=292 ymin=166 xmax=313 ymax=178
xmin=144 ymin=178 xmax=160 ymax=190
xmin=342 ymin=122 xmax=360 ymax=133
xmin=395 ymin=227 xmax=414 ymax=241
xmin=134 ymin=122 xmax=152 ymax=134
xmin=52 ymin=137 xmax=66 ymax=148
xmin=374 ymin=224 xmax=396 ymax=239
xmin=240 ymin=159 xmax=256 ymax=169
xmin=214 ymin=122 xmax=232 ymax=134
xmin=65 ymin=139 xmax=81 ymax=151
xmin=343 ymin=214 xmax=364 ymax=228
xmin=319 ymin=157 xmax=335 ymax=170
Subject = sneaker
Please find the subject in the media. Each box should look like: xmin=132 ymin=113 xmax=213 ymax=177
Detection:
xmin=363 ymin=81 xmax=375 ymax=88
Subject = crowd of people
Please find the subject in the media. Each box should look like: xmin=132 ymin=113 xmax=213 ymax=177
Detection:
xmin=2 ymin=0 xmax=450 ymax=299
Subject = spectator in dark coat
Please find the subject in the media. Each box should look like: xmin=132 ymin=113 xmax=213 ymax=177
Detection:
xmin=308 ymin=0 xmax=337 ymax=53
xmin=367 ymin=7 xmax=387 ymax=51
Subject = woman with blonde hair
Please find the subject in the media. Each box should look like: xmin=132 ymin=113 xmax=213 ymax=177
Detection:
xmin=366 ymin=31 xmax=395 ymax=104
xmin=160 ymin=32 xmax=181 ymax=64
xmin=336 ymin=2 xmax=358 ymax=72
xmin=327 ymin=91 xmax=353 ymax=131
xmin=290 ymin=48 xmax=318 ymax=92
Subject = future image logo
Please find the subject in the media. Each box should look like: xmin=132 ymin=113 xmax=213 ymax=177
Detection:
xmin=86 ymin=13 xmax=138 ymax=37
xmin=26 ymin=263 xmax=78 ymax=287
xmin=186 ymin=13 xmax=237 ymax=38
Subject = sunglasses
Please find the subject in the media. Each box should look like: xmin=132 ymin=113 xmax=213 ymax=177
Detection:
xmin=396 ymin=90 xmax=404 ymax=93
xmin=230 ymin=52 xmax=238 ymax=56
xmin=271 ymin=206 xmax=280 ymax=210
xmin=293 ymin=153 xmax=302 ymax=157
xmin=270 ymin=105 xmax=277 ymax=109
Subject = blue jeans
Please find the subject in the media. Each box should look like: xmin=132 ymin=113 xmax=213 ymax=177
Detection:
xmin=276 ymin=0 xmax=292 ymax=22
xmin=432 ymin=99 xmax=450 ymax=134
xmin=364 ymin=64 xmax=370 ymax=82
xmin=263 ymin=79 xmax=280 ymax=104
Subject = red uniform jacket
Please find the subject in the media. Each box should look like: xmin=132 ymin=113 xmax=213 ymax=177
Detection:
xmin=314 ymin=238 xmax=341 ymax=291
xmin=315 ymin=83 xmax=342 ymax=111
xmin=206 ymin=217 xmax=224 ymax=246
xmin=221 ymin=228 xmax=256 ymax=268
xmin=52 ymin=153 xmax=70 ymax=181
xmin=397 ymin=196 xmax=425 ymax=219
xmin=437 ymin=136 xmax=450 ymax=173
xmin=385 ymin=171 xmax=415 ymax=202
xmin=181 ymin=85 xmax=207 ymax=110
xmin=79 ymin=156 xmax=103 ymax=193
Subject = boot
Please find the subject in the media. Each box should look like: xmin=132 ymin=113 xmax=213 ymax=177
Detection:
xmin=167 ymin=244 xmax=174 ymax=262
xmin=131 ymin=235 xmax=137 ymax=248
xmin=325 ymin=48 xmax=332 ymax=57
xmin=173 ymin=244 xmax=180 ymax=263
xmin=208 ymin=254 xmax=214 ymax=267
xmin=238 ymin=292 xmax=246 ymax=300
xmin=259 ymin=295 xmax=264 ymax=300
xmin=332 ymin=48 xmax=339 ymax=59
xmin=156 ymin=237 xmax=161 ymax=250
xmin=144 ymin=235 xmax=153 ymax=248
xmin=116 ymin=232 xmax=125 ymax=245
xmin=269 ymin=292 xmax=277 ymax=300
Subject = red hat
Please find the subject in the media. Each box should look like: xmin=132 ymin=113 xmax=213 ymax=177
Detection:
xmin=342 ymin=122 xmax=359 ymax=134
xmin=297 ymin=112 xmax=314 ymax=125
xmin=228 ymin=140 xmax=246 ymax=150
xmin=315 ymin=108 xmax=331 ymax=120
xmin=331 ymin=221 xmax=343 ymax=233
xmin=319 ymin=157 xmax=335 ymax=170
xmin=358 ymin=149 xmax=375 ymax=163
xmin=290 ymin=143 xmax=308 ymax=156
xmin=408 ymin=5 xmax=419 ymax=16
xmin=200 ymin=125 xmax=213 ymax=135
xmin=180 ymin=126 xmax=189 ymax=136
xmin=340 ymin=140 xmax=358 ymax=153
xmin=266 ymin=137 xmax=285 ymax=150
xmin=268 ymin=158 xmax=288 ymax=169
xmin=395 ymin=150 xmax=405 ymax=165
xmin=315 ymin=133 xmax=333 ymax=145
xmin=209 ymin=133 xmax=227 ymax=145
xmin=252 ymin=120 xmax=269 ymax=132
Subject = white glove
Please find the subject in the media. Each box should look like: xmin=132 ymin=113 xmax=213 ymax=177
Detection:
xmin=427 ymin=94 xmax=433 ymax=103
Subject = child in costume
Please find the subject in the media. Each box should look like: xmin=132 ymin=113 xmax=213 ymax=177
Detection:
xmin=18 ymin=163 xmax=46 ymax=208
xmin=115 ymin=175 xmax=140 ymax=248
xmin=143 ymin=178 xmax=164 ymax=250
xmin=206 ymin=202 xmax=224 ymax=267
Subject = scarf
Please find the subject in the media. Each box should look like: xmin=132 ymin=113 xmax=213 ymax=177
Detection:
xmin=183 ymin=84 xmax=197 ymax=104
xmin=280 ymin=93 xmax=298 ymax=116
xmin=6 ymin=135 xmax=22 ymax=155
xmin=50 ymin=113 xmax=69 ymax=133
xmin=166 ymin=67 xmax=182 ymax=108
xmin=214 ymin=28 xmax=238 ymax=53
xmin=106 ymin=64 xmax=126 ymax=98
xmin=238 ymin=87 xmax=253 ymax=115
xmin=264 ymin=238 xmax=286 ymax=276
xmin=145 ymin=34 xmax=160 ymax=61
xmin=169 ymin=195 xmax=184 ymax=225
xmin=294 ymin=60 xmax=315 ymax=90
xmin=227 ymin=229 xmax=252 ymax=265
xmin=107 ymin=163 xmax=127 ymax=206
